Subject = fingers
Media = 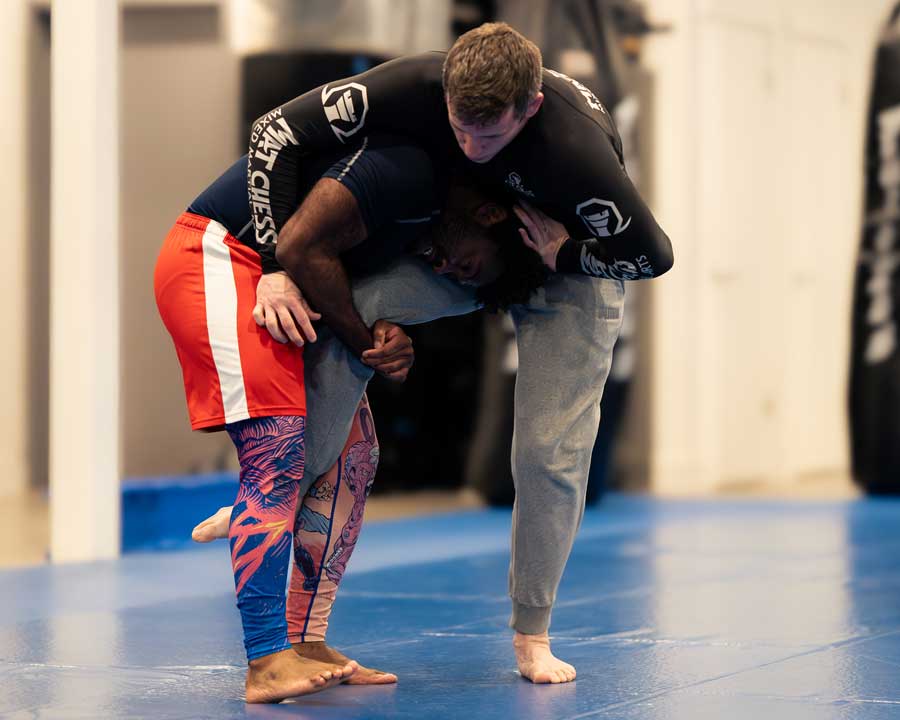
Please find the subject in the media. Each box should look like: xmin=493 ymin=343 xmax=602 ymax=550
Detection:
xmin=260 ymin=300 xmax=318 ymax=346
xmin=363 ymin=323 xmax=412 ymax=362
xmin=362 ymin=340 xmax=412 ymax=362
xmin=276 ymin=305 xmax=306 ymax=346
xmin=362 ymin=348 xmax=414 ymax=371
xmin=371 ymin=358 xmax=413 ymax=375
xmin=367 ymin=358 xmax=413 ymax=382
xmin=514 ymin=205 xmax=544 ymax=249
xmin=255 ymin=272 xmax=320 ymax=344
xmin=362 ymin=321 xmax=415 ymax=383
xmin=520 ymin=199 xmax=549 ymax=224
xmin=380 ymin=325 xmax=411 ymax=355
xmin=372 ymin=322 xmax=387 ymax=349
xmin=263 ymin=305 xmax=289 ymax=344
xmin=301 ymin=298 xmax=322 ymax=322
xmin=513 ymin=204 xmax=536 ymax=233
xmin=292 ymin=304 xmax=318 ymax=344
xmin=252 ymin=302 xmax=266 ymax=328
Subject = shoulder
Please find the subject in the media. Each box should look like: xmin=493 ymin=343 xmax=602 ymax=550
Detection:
xmin=540 ymin=68 xmax=615 ymax=127
xmin=367 ymin=51 xmax=445 ymax=86
xmin=542 ymin=68 xmax=609 ymax=116
xmin=535 ymin=69 xmax=623 ymax=164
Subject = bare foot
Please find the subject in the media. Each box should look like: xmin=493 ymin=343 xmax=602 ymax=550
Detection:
xmin=245 ymin=648 xmax=357 ymax=703
xmin=292 ymin=641 xmax=397 ymax=685
xmin=513 ymin=631 xmax=576 ymax=684
xmin=191 ymin=506 xmax=232 ymax=543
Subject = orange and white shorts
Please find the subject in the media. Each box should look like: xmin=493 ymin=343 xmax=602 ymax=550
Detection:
xmin=154 ymin=212 xmax=306 ymax=430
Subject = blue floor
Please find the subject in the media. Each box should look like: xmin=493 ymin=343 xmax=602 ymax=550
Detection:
xmin=3 ymin=495 xmax=900 ymax=719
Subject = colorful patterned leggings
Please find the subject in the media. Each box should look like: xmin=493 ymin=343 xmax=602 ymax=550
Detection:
xmin=226 ymin=396 xmax=378 ymax=660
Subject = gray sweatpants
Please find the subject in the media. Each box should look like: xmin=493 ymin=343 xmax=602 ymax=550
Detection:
xmin=300 ymin=257 xmax=625 ymax=634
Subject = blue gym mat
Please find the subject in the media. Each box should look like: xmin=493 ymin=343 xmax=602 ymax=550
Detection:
xmin=2 ymin=495 xmax=899 ymax=719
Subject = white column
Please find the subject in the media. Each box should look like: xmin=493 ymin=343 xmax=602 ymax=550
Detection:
xmin=50 ymin=0 xmax=121 ymax=562
xmin=0 ymin=0 xmax=29 ymax=498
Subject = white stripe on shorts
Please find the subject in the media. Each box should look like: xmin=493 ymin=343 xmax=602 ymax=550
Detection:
xmin=201 ymin=220 xmax=250 ymax=425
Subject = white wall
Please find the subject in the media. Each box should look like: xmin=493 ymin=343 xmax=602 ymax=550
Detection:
xmin=643 ymin=0 xmax=893 ymax=493
xmin=229 ymin=0 xmax=452 ymax=55
xmin=0 ymin=0 xmax=29 ymax=497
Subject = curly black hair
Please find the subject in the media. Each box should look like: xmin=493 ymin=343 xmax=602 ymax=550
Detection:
xmin=475 ymin=215 xmax=549 ymax=313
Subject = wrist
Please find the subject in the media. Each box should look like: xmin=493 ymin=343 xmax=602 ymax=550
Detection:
xmin=554 ymin=236 xmax=580 ymax=274
xmin=548 ymin=235 xmax=568 ymax=271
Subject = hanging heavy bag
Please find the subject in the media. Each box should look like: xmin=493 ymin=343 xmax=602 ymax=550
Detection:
xmin=849 ymin=3 xmax=900 ymax=495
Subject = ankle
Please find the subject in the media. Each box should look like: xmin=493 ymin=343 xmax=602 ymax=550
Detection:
xmin=248 ymin=648 xmax=291 ymax=669
xmin=513 ymin=630 xmax=550 ymax=648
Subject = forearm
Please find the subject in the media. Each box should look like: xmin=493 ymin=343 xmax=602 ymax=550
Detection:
xmin=298 ymin=249 xmax=373 ymax=358
xmin=274 ymin=177 xmax=375 ymax=356
xmin=554 ymin=229 xmax=673 ymax=281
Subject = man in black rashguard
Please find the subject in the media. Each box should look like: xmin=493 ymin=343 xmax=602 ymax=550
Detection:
xmin=244 ymin=21 xmax=673 ymax=685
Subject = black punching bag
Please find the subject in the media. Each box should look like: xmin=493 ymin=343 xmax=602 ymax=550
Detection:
xmin=849 ymin=3 xmax=900 ymax=495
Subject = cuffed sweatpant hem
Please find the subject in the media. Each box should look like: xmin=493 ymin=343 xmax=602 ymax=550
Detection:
xmin=509 ymin=601 xmax=552 ymax=635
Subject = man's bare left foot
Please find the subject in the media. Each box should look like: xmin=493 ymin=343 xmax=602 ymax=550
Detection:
xmin=513 ymin=631 xmax=576 ymax=684
xmin=293 ymin=641 xmax=397 ymax=685
xmin=245 ymin=648 xmax=357 ymax=703
xmin=191 ymin=506 xmax=232 ymax=543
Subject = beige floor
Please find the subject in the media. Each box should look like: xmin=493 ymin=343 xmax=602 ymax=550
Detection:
xmin=0 ymin=474 xmax=861 ymax=569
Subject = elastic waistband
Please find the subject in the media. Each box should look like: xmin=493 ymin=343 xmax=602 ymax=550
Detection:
xmin=175 ymin=211 xmax=225 ymax=235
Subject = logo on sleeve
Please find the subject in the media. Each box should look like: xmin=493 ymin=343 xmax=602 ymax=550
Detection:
xmin=545 ymin=68 xmax=606 ymax=114
xmin=321 ymin=82 xmax=369 ymax=142
xmin=575 ymin=198 xmax=632 ymax=237
xmin=505 ymin=172 xmax=535 ymax=198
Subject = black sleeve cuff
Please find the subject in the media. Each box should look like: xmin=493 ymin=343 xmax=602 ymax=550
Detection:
xmin=259 ymin=243 xmax=283 ymax=274
xmin=555 ymin=236 xmax=583 ymax=274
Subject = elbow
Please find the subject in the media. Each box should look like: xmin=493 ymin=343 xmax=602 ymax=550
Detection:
xmin=274 ymin=241 xmax=292 ymax=270
xmin=657 ymin=238 xmax=674 ymax=277
xmin=274 ymin=237 xmax=307 ymax=274
xmin=649 ymin=234 xmax=674 ymax=279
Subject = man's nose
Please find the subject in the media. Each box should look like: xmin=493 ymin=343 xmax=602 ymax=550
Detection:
xmin=459 ymin=134 xmax=480 ymax=158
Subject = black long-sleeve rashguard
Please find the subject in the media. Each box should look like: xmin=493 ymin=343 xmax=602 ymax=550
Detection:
xmin=247 ymin=52 xmax=672 ymax=281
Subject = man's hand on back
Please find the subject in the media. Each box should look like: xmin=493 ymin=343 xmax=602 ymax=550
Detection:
xmin=252 ymin=271 xmax=322 ymax=345
xmin=514 ymin=201 xmax=569 ymax=272
xmin=362 ymin=320 xmax=415 ymax=382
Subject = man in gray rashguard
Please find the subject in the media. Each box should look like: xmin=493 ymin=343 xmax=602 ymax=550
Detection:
xmin=203 ymin=22 xmax=672 ymax=685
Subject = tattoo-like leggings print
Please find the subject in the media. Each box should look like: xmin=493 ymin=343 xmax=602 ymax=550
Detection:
xmin=226 ymin=415 xmax=306 ymax=661
xmin=287 ymin=396 xmax=378 ymax=642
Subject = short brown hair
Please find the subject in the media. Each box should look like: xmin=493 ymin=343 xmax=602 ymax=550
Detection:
xmin=443 ymin=22 xmax=543 ymax=125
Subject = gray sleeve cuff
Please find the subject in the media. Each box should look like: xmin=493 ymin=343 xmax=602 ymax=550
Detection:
xmin=509 ymin=601 xmax=552 ymax=634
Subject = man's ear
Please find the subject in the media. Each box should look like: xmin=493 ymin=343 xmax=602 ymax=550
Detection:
xmin=473 ymin=202 xmax=509 ymax=226
xmin=525 ymin=91 xmax=544 ymax=119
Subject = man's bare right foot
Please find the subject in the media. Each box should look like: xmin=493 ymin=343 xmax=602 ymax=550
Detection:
xmin=292 ymin=641 xmax=397 ymax=685
xmin=191 ymin=506 xmax=232 ymax=543
xmin=513 ymin=631 xmax=577 ymax=684
xmin=245 ymin=648 xmax=357 ymax=703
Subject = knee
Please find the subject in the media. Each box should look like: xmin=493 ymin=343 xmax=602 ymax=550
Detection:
xmin=363 ymin=436 xmax=380 ymax=497
xmin=512 ymin=433 xmax=587 ymax=499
